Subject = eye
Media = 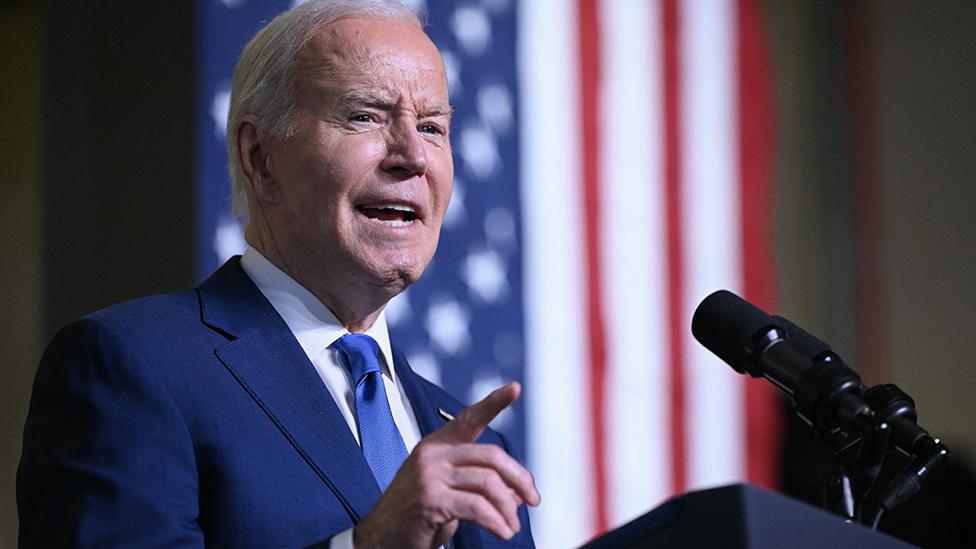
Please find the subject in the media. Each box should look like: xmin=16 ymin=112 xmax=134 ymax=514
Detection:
xmin=351 ymin=113 xmax=374 ymax=123
xmin=419 ymin=123 xmax=445 ymax=135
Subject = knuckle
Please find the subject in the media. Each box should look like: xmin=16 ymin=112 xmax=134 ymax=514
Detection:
xmin=413 ymin=440 xmax=431 ymax=457
xmin=478 ymin=469 xmax=499 ymax=491
xmin=484 ymin=444 xmax=506 ymax=462
xmin=416 ymin=479 xmax=442 ymax=506
xmin=412 ymin=440 xmax=439 ymax=462
xmin=471 ymin=495 xmax=494 ymax=518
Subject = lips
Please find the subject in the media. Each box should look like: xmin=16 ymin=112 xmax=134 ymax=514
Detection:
xmin=356 ymin=203 xmax=420 ymax=227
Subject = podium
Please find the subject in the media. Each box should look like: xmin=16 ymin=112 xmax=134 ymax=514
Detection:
xmin=580 ymin=484 xmax=916 ymax=548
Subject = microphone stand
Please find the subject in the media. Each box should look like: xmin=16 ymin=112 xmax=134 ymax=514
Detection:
xmin=856 ymin=384 xmax=951 ymax=529
xmin=767 ymin=316 xmax=951 ymax=529
xmin=755 ymin=330 xmax=950 ymax=529
xmin=749 ymin=328 xmax=883 ymax=522
xmin=852 ymin=419 xmax=891 ymax=522
xmin=689 ymin=290 xmax=951 ymax=531
xmin=807 ymin=380 xmax=951 ymax=529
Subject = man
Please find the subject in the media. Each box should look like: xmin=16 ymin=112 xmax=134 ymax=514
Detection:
xmin=17 ymin=1 xmax=539 ymax=547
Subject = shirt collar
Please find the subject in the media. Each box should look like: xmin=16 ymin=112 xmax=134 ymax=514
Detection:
xmin=239 ymin=246 xmax=397 ymax=379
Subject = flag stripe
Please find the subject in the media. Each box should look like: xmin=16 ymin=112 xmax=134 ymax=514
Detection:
xmin=662 ymin=0 xmax=687 ymax=495
xmin=682 ymin=0 xmax=745 ymax=489
xmin=600 ymin=0 xmax=671 ymax=525
xmin=737 ymin=0 xmax=781 ymax=489
xmin=577 ymin=0 xmax=610 ymax=534
xmin=519 ymin=0 xmax=593 ymax=547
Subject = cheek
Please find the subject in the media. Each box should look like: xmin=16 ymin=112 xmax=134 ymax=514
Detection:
xmin=431 ymin=152 xmax=454 ymax=212
xmin=331 ymin=136 xmax=388 ymax=176
xmin=282 ymin=157 xmax=354 ymax=214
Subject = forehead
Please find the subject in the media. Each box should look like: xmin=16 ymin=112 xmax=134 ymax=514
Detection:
xmin=294 ymin=17 xmax=448 ymax=102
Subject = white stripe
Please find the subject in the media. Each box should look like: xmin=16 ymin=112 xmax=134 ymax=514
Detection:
xmin=680 ymin=0 xmax=746 ymax=489
xmin=599 ymin=0 xmax=672 ymax=526
xmin=518 ymin=1 xmax=594 ymax=547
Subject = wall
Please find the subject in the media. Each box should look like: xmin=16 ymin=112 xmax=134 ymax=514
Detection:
xmin=877 ymin=1 xmax=976 ymax=458
xmin=0 ymin=3 xmax=41 ymax=546
xmin=1 ymin=3 xmax=195 ymax=546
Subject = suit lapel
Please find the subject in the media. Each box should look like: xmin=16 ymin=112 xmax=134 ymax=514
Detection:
xmin=392 ymin=349 xmax=454 ymax=437
xmin=199 ymin=258 xmax=381 ymax=522
xmin=394 ymin=351 xmax=489 ymax=549
xmin=199 ymin=259 xmax=492 ymax=547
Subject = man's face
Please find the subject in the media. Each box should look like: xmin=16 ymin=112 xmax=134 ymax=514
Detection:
xmin=260 ymin=17 xmax=453 ymax=298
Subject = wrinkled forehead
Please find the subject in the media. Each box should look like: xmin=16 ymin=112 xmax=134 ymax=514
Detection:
xmin=293 ymin=17 xmax=448 ymax=100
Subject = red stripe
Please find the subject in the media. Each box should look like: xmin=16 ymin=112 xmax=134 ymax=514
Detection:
xmin=662 ymin=0 xmax=687 ymax=496
xmin=736 ymin=0 xmax=781 ymax=489
xmin=577 ymin=0 xmax=609 ymax=534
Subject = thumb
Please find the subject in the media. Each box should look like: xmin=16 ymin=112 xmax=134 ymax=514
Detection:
xmin=432 ymin=518 xmax=460 ymax=547
xmin=437 ymin=382 xmax=520 ymax=443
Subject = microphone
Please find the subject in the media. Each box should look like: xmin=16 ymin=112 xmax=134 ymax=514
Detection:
xmin=760 ymin=314 xmax=951 ymax=517
xmin=691 ymin=289 xmax=950 ymax=521
xmin=772 ymin=314 xmax=835 ymax=364
xmin=691 ymin=290 xmax=873 ymax=431
xmin=768 ymin=315 xmax=935 ymax=456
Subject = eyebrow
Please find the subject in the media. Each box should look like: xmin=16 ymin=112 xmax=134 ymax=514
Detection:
xmin=332 ymin=90 xmax=394 ymax=112
xmin=421 ymin=105 xmax=454 ymax=118
xmin=331 ymin=90 xmax=453 ymax=119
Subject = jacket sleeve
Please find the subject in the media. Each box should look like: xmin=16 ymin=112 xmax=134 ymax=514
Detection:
xmin=17 ymin=318 xmax=205 ymax=548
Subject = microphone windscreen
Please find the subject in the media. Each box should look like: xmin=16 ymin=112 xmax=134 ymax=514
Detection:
xmin=772 ymin=315 xmax=833 ymax=361
xmin=691 ymin=290 xmax=778 ymax=374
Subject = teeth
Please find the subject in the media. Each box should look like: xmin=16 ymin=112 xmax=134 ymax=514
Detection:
xmin=357 ymin=203 xmax=419 ymax=227
xmin=363 ymin=203 xmax=415 ymax=213
xmin=374 ymin=218 xmax=413 ymax=227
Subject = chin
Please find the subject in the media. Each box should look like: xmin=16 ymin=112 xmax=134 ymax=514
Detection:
xmin=363 ymin=253 xmax=430 ymax=292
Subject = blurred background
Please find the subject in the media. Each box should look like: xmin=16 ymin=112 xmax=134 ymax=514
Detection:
xmin=2 ymin=0 xmax=974 ymax=547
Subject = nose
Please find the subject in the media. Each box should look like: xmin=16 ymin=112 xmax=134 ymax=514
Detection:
xmin=381 ymin=117 xmax=428 ymax=178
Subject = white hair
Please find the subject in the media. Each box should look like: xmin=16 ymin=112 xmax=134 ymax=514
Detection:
xmin=226 ymin=0 xmax=423 ymax=221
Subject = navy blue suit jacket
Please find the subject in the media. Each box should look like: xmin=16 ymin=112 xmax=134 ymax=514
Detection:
xmin=18 ymin=258 xmax=534 ymax=548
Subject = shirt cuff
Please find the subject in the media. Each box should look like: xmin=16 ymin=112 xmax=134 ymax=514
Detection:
xmin=330 ymin=527 xmax=355 ymax=549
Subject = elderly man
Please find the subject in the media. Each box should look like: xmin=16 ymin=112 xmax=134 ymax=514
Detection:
xmin=17 ymin=1 xmax=539 ymax=547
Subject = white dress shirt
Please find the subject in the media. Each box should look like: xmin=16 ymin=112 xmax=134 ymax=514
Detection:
xmin=240 ymin=246 xmax=423 ymax=548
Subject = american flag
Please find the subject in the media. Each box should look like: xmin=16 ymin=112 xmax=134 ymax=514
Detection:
xmin=195 ymin=1 xmax=779 ymax=547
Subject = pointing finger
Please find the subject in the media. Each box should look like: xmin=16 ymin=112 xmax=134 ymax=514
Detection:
xmin=437 ymin=382 xmax=520 ymax=444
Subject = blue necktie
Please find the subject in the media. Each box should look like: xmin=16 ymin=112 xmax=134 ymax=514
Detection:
xmin=330 ymin=333 xmax=409 ymax=491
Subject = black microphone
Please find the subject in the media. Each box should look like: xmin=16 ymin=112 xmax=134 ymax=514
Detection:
xmin=771 ymin=315 xmax=941 ymax=457
xmin=691 ymin=290 xmax=873 ymax=431
xmin=772 ymin=314 xmax=836 ymax=364
xmin=761 ymin=315 xmax=951 ymax=517
xmin=692 ymin=289 xmax=951 ymax=521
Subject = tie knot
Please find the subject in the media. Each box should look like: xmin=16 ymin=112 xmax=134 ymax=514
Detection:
xmin=330 ymin=333 xmax=382 ymax=385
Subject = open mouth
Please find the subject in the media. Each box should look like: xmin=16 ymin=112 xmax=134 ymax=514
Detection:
xmin=356 ymin=204 xmax=420 ymax=227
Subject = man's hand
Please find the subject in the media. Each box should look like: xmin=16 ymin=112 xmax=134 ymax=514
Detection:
xmin=353 ymin=382 xmax=541 ymax=548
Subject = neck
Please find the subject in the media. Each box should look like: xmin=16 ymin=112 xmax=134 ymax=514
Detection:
xmin=244 ymin=223 xmax=389 ymax=333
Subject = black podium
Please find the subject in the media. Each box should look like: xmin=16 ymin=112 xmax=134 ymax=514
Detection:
xmin=581 ymin=484 xmax=916 ymax=548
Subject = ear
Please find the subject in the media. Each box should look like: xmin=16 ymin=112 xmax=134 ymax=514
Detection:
xmin=236 ymin=118 xmax=277 ymax=205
